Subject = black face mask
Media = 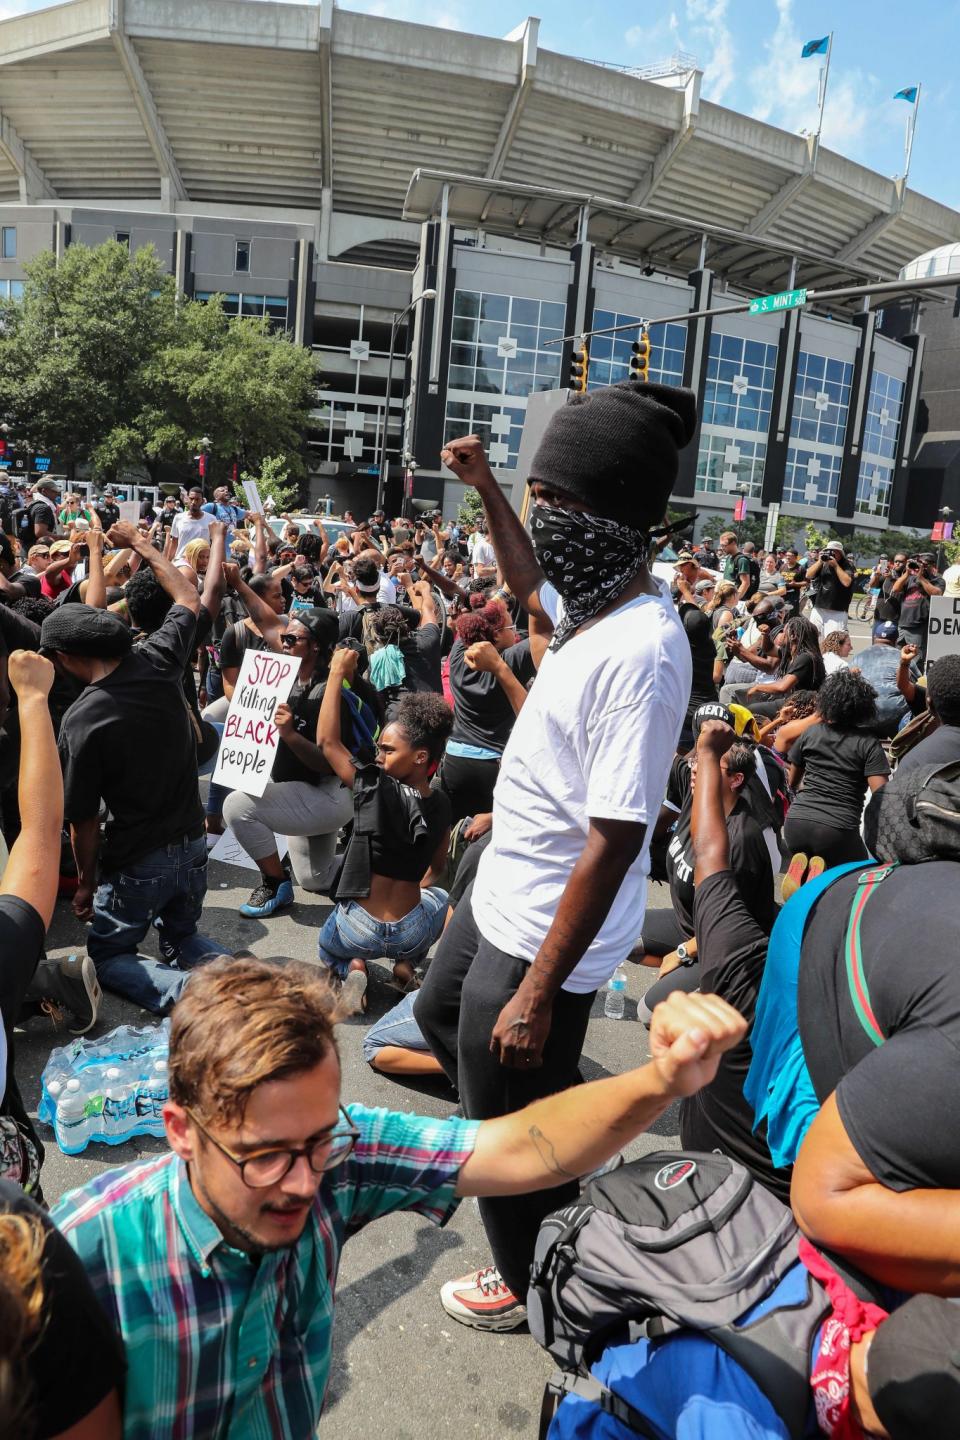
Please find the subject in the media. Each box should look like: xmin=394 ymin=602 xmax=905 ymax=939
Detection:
xmin=529 ymin=504 xmax=648 ymax=650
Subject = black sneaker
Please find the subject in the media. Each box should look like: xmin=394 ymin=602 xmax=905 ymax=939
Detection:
xmin=28 ymin=955 xmax=101 ymax=1035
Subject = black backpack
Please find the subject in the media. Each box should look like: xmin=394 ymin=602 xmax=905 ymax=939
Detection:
xmin=529 ymin=1150 xmax=847 ymax=1439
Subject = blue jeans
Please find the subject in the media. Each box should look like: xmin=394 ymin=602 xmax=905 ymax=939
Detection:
xmin=317 ymin=887 xmax=448 ymax=979
xmin=88 ymin=834 xmax=223 ymax=1013
xmin=362 ymin=990 xmax=430 ymax=1066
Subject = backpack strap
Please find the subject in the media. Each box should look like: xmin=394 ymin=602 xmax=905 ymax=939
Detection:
xmin=539 ymin=1371 xmax=662 ymax=1440
xmin=843 ymin=863 xmax=899 ymax=1047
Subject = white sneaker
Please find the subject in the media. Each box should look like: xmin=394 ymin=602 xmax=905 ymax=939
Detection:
xmin=440 ymin=1264 xmax=527 ymax=1331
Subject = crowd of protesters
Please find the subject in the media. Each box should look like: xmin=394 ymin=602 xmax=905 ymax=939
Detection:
xmin=0 ymin=379 xmax=958 ymax=1440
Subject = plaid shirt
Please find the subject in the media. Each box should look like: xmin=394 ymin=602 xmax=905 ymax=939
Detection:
xmin=51 ymin=1104 xmax=480 ymax=1439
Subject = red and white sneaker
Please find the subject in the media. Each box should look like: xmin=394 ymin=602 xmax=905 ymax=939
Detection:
xmin=440 ymin=1264 xmax=527 ymax=1331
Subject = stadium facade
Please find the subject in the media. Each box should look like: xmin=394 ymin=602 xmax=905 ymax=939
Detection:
xmin=2 ymin=0 xmax=960 ymax=532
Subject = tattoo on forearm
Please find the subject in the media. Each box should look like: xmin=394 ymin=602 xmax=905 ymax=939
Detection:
xmin=529 ymin=1125 xmax=578 ymax=1181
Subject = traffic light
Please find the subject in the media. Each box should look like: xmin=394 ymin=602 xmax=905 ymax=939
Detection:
xmin=569 ymin=338 xmax=589 ymax=394
xmin=630 ymin=328 xmax=651 ymax=383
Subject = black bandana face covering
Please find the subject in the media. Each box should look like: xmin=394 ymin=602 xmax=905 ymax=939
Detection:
xmin=529 ymin=504 xmax=649 ymax=650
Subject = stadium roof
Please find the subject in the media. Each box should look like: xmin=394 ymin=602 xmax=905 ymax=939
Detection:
xmin=1 ymin=0 xmax=958 ymax=299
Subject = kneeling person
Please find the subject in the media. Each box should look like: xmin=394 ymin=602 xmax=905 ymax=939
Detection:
xmin=317 ymin=646 xmax=452 ymax=995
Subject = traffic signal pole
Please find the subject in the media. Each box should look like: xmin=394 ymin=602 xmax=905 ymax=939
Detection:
xmin=544 ymin=268 xmax=960 ymax=350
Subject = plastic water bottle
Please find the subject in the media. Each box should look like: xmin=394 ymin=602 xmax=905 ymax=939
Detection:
xmin=604 ymin=965 xmax=628 ymax=1020
xmin=135 ymin=1059 xmax=169 ymax=1136
xmin=56 ymin=1078 xmax=92 ymax=1154
xmin=101 ymin=1066 xmax=137 ymax=1141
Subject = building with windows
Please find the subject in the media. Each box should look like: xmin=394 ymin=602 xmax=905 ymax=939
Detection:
xmin=1 ymin=0 xmax=959 ymax=529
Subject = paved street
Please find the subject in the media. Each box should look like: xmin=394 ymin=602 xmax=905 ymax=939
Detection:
xmin=16 ymin=615 xmax=874 ymax=1437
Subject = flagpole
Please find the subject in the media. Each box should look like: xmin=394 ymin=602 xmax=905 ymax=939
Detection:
xmin=904 ymin=82 xmax=922 ymax=181
xmin=813 ymin=31 xmax=833 ymax=166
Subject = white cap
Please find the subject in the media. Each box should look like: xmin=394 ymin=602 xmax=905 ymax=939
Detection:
xmin=154 ymin=1058 xmax=168 ymax=1073
xmin=67 ymin=1078 xmax=81 ymax=1091
xmin=106 ymin=1067 xmax=121 ymax=1080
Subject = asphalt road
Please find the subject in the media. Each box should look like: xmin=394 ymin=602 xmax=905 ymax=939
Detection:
xmin=17 ymin=619 xmax=875 ymax=1438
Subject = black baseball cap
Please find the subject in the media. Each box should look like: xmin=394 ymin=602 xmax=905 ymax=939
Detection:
xmin=40 ymin=605 xmax=133 ymax=659
xmin=692 ymin=702 xmax=735 ymax=735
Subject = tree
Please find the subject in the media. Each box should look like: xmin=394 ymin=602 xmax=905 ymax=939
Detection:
xmin=0 ymin=240 xmax=178 ymax=481
xmin=0 ymin=242 xmax=320 ymax=489
xmin=456 ymin=487 xmax=485 ymax=526
xmin=241 ymin=455 xmax=299 ymax=514
xmin=149 ymin=294 xmax=319 ymax=489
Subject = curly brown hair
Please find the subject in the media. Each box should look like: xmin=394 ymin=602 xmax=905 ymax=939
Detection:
xmin=168 ymin=956 xmax=342 ymax=1128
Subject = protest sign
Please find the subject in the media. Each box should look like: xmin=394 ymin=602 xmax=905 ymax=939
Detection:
xmin=211 ymin=648 xmax=298 ymax=797
xmin=242 ymin=479 xmax=264 ymax=515
xmin=209 ymin=828 xmax=288 ymax=870
xmin=926 ymin=596 xmax=960 ymax=666
xmin=118 ymin=501 xmax=140 ymax=525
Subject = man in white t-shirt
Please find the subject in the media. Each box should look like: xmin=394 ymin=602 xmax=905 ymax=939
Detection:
xmin=415 ymin=379 xmax=697 ymax=1331
xmin=470 ymin=526 xmax=496 ymax=576
xmin=167 ymin=486 xmax=214 ymax=565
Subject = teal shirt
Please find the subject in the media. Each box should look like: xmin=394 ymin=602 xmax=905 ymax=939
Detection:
xmin=52 ymin=1104 xmax=480 ymax=1439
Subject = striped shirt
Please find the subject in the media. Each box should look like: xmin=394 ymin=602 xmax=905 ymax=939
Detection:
xmin=51 ymin=1104 xmax=480 ymax=1439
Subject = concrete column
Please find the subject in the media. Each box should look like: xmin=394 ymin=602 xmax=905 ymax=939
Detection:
xmin=761 ymin=307 xmax=802 ymax=505
xmin=561 ymin=239 xmax=594 ymax=387
xmin=889 ymin=332 xmax=924 ymax=529
xmin=834 ymin=312 xmax=874 ymax=519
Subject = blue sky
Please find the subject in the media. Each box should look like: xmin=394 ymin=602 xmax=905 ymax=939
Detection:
xmin=2 ymin=0 xmax=956 ymax=210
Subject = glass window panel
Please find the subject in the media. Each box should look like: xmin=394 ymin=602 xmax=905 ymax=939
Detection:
xmin=452 ymin=316 xmax=477 ymax=342
xmin=241 ymin=295 xmax=263 ymax=316
xmin=511 ymin=298 xmax=539 ymax=326
xmin=473 ymin=369 xmax=500 ymax=393
xmin=511 ymin=326 xmax=538 ymax=350
xmin=454 ymin=290 xmax=480 ymax=317
xmin=479 ymin=294 xmax=509 ymax=322
xmin=477 ymin=320 xmax=506 ymax=346
xmin=540 ymin=301 xmax=567 ymax=328
xmin=10 ymin=281 xmax=24 ymax=301
xmin=446 ymin=401 xmax=471 ymax=421
xmin=448 ymin=366 xmax=475 ymax=389
xmin=450 ymin=344 xmax=475 ymax=367
xmin=504 ymin=371 xmax=534 ymax=396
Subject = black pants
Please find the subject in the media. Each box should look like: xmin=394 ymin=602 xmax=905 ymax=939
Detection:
xmin=636 ymin=906 xmax=688 ymax=958
xmin=437 ymin=752 xmax=500 ymax=825
xmin=415 ymin=890 xmax=596 ymax=1297
xmin=782 ymin=815 xmax=868 ymax=868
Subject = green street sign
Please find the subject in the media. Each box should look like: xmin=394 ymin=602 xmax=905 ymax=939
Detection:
xmin=749 ymin=287 xmax=807 ymax=315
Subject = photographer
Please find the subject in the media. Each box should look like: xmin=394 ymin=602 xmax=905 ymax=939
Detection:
xmin=889 ymin=551 xmax=944 ymax=662
xmin=804 ymin=539 xmax=855 ymax=635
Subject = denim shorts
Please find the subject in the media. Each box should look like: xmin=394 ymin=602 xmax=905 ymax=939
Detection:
xmin=317 ymin=886 xmax=448 ymax=979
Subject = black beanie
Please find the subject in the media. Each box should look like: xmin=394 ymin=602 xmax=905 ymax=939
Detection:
xmin=528 ymin=380 xmax=698 ymax=529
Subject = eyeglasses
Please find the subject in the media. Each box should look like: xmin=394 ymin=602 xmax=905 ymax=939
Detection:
xmin=280 ymin=632 xmax=305 ymax=647
xmin=186 ymin=1105 xmax=360 ymax=1188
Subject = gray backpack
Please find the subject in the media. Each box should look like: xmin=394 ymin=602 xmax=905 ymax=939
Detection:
xmin=528 ymin=1149 xmax=833 ymax=1439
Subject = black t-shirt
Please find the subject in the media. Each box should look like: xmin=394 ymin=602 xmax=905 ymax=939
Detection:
xmin=798 ymin=861 xmax=960 ymax=1190
xmin=9 ymin=567 xmax=41 ymax=600
xmin=0 ymin=895 xmax=47 ymax=1176
xmin=95 ymin=501 xmax=120 ymax=530
xmin=785 ymin=649 xmax=825 ymax=691
xmin=779 ymin=562 xmax=807 ymax=617
xmin=666 ymin=782 xmax=776 ymax=937
xmin=140 ymin=498 xmax=156 ymax=521
xmin=789 ymin=725 xmax=889 ymax=831
xmin=449 ymin=636 xmax=535 ymax=752
xmin=401 ymin=623 xmax=443 ymax=693
xmin=895 ymin=723 xmax=960 ymax=774
xmin=337 ymin=601 xmax=420 ymax=645
xmin=0 ymin=1180 xmax=125 ymax=1437
xmin=875 ymin=573 xmax=904 ymax=623
xmin=898 ymin=573 xmax=944 ymax=632
xmin=270 ymin=671 xmax=380 ymax=786
xmin=683 ymin=870 xmax=787 ymax=1201
xmin=813 ymin=557 xmax=856 ymax=613
xmin=59 ymin=604 xmax=204 ymax=870
xmin=219 ymin=619 xmax=268 ymax=676
xmin=678 ymin=602 xmax=718 ymax=707
xmin=0 ymin=604 xmax=81 ymax=731
xmin=20 ymin=499 xmax=57 ymax=550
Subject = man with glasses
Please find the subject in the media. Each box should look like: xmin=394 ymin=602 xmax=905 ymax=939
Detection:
xmin=51 ymin=954 xmax=745 ymax=1440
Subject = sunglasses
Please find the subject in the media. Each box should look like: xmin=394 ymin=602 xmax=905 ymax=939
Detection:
xmin=280 ymin=632 xmax=305 ymax=647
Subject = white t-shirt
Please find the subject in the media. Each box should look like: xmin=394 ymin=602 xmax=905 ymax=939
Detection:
xmin=472 ymin=537 xmax=496 ymax=572
xmin=378 ymin=572 xmax=403 ymax=606
xmin=471 ymin=581 xmax=690 ymax=992
xmin=170 ymin=511 xmax=213 ymax=561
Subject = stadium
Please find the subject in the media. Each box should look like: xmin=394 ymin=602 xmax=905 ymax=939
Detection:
xmin=1 ymin=0 xmax=960 ymax=531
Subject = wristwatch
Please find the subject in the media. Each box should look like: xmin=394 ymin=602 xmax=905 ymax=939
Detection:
xmin=674 ymin=943 xmax=696 ymax=966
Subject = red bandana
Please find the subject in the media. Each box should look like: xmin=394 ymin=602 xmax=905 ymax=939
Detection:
xmin=799 ymin=1239 xmax=888 ymax=1439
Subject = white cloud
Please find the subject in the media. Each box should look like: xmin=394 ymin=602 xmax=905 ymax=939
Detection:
xmin=746 ymin=0 xmax=894 ymax=160
xmin=626 ymin=1 xmax=736 ymax=103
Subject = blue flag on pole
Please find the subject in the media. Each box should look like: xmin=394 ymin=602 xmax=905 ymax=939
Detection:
xmin=801 ymin=36 xmax=829 ymax=57
xmin=894 ymin=86 xmax=918 ymax=103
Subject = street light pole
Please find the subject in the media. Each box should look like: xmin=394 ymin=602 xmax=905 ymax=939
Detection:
xmin=375 ymin=288 xmax=437 ymax=516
